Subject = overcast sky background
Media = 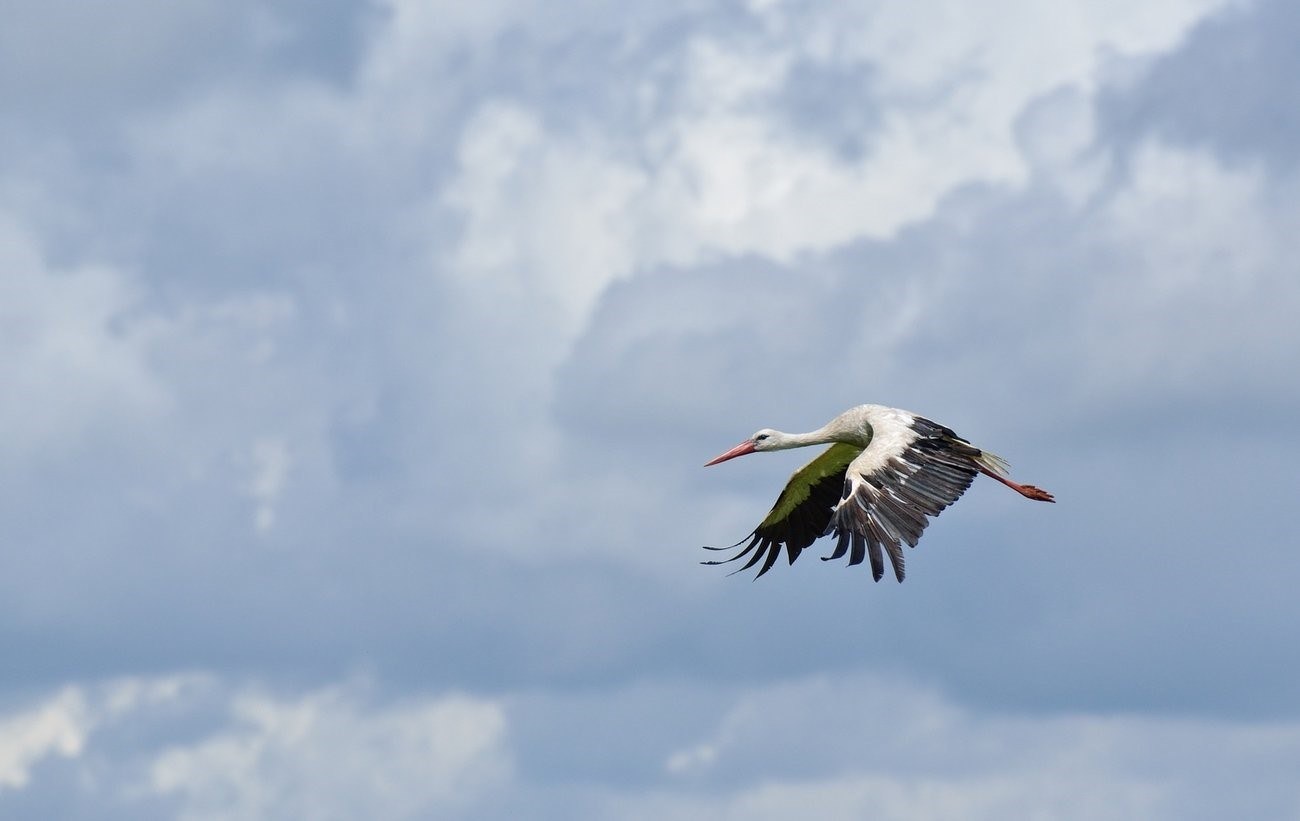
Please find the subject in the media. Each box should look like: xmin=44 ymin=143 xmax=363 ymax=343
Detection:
xmin=3 ymin=0 xmax=1300 ymax=818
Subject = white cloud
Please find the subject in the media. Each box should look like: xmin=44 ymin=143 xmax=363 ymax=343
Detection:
xmin=362 ymin=0 xmax=536 ymax=84
xmin=1079 ymin=141 xmax=1300 ymax=401
xmin=671 ymin=0 xmax=1232 ymax=252
xmin=148 ymin=684 xmax=510 ymax=821
xmin=1104 ymin=142 xmax=1277 ymax=278
xmin=0 ymin=216 xmax=167 ymax=460
xmin=1015 ymin=85 xmax=1106 ymax=204
xmin=431 ymin=0 xmax=1240 ymax=353
xmin=0 ymin=687 xmax=87 ymax=791
xmin=639 ymin=673 xmax=1300 ymax=821
xmin=5 ymin=672 xmax=1299 ymax=819
xmin=0 ymin=676 xmax=202 ymax=793
xmin=442 ymin=101 xmax=650 ymax=328
xmin=245 ymin=437 xmax=292 ymax=534
xmin=609 ymin=775 xmax=1161 ymax=821
xmin=0 ymin=677 xmax=509 ymax=819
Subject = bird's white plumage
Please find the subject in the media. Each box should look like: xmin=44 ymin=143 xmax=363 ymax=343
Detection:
xmin=840 ymin=405 xmax=918 ymax=478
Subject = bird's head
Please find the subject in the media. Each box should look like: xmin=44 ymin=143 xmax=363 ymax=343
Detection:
xmin=704 ymin=429 xmax=779 ymax=466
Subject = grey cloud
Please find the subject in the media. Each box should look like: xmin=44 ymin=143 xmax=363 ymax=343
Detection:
xmin=774 ymin=59 xmax=882 ymax=159
xmin=0 ymin=0 xmax=375 ymax=127
xmin=0 ymin=676 xmax=508 ymax=821
xmin=3 ymin=0 xmax=1295 ymax=721
xmin=4 ymin=0 xmax=1300 ymax=816
xmin=1098 ymin=0 xmax=1300 ymax=169
xmin=5 ymin=672 xmax=1300 ymax=820
xmin=548 ymin=130 xmax=1300 ymax=717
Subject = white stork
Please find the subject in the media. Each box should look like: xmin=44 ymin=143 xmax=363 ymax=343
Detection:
xmin=704 ymin=404 xmax=1054 ymax=581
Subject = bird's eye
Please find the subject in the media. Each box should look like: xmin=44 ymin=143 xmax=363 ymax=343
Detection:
xmin=755 ymin=433 xmax=769 ymax=442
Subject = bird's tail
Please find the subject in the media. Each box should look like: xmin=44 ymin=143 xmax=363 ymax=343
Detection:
xmin=974 ymin=449 xmax=1011 ymax=478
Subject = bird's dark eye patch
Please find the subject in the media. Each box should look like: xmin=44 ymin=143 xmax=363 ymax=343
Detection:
xmin=755 ymin=433 xmax=769 ymax=441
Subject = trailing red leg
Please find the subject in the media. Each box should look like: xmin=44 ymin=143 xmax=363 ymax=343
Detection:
xmin=978 ymin=467 xmax=1056 ymax=502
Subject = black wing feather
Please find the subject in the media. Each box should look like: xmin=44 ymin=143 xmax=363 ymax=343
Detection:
xmin=824 ymin=417 xmax=981 ymax=582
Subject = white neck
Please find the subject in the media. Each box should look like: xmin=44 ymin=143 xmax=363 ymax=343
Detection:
xmin=769 ymin=426 xmax=839 ymax=451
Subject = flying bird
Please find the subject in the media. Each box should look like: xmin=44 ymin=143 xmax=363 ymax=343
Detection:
xmin=704 ymin=404 xmax=1054 ymax=582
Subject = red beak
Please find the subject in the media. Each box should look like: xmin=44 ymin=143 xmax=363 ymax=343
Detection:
xmin=704 ymin=440 xmax=757 ymax=466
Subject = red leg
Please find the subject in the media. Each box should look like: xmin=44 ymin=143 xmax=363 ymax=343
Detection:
xmin=978 ymin=467 xmax=1055 ymax=502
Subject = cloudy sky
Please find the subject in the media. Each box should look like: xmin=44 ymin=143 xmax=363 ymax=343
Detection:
xmin=4 ymin=0 xmax=1300 ymax=818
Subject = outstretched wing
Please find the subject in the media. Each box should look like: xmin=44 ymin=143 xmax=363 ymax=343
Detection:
xmin=703 ymin=442 xmax=862 ymax=578
xmin=823 ymin=415 xmax=981 ymax=582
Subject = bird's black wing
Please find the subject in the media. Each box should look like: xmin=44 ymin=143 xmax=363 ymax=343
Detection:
xmin=823 ymin=416 xmax=980 ymax=582
xmin=703 ymin=442 xmax=862 ymax=579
